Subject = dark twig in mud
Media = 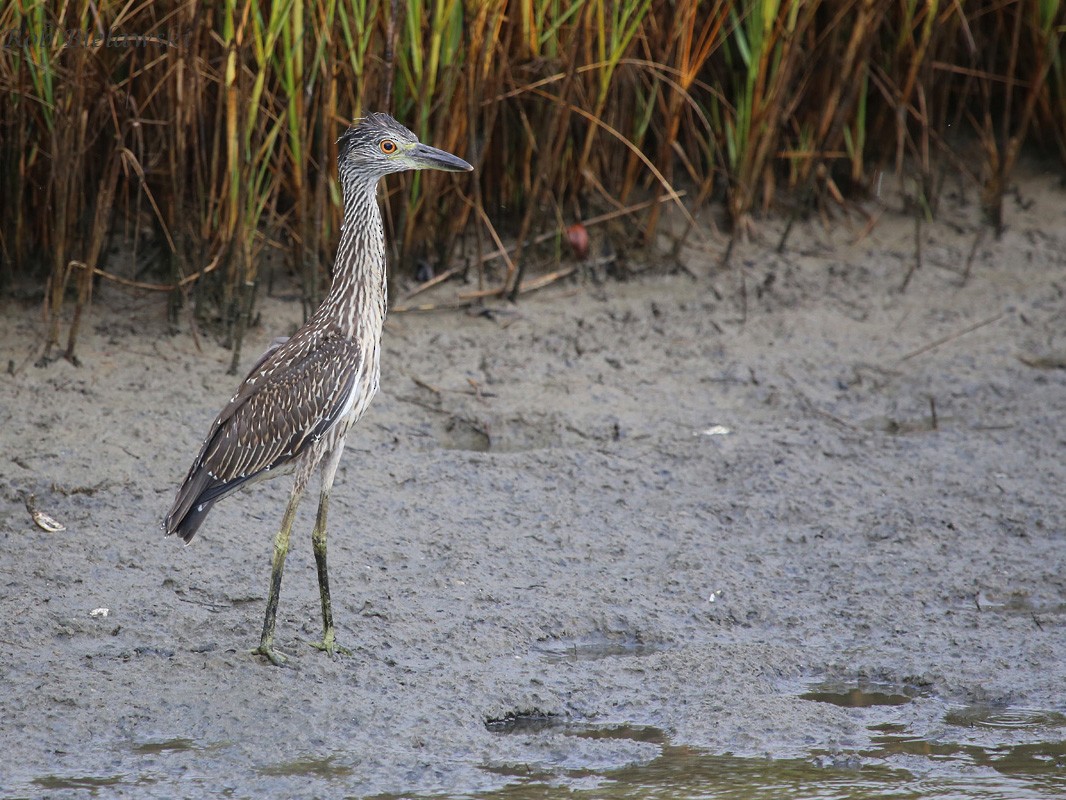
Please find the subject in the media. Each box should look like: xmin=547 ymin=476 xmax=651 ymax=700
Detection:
xmin=175 ymin=595 xmax=231 ymax=613
xmin=509 ymin=267 xmax=577 ymax=295
xmin=396 ymin=395 xmax=453 ymax=414
xmin=779 ymin=369 xmax=856 ymax=431
xmin=466 ymin=378 xmax=488 ymax=402
xmin=67 ymin=255 xmax=224 ymax=293
xmin=396 ymin=267 xmax=576 ymax=312
xmin=852 ymin=208 xmax=884 ymax=245
xmin=392 ymin=299 xmax=480 ymax=314
xmin=901 ymin=215 xmax=922 ymax=292
xmin=51 ymin=481 xmax=109 ymax=497
xmin=929 ymin=396 xmax=938 ymax=430
xmin=961 ymin=228 xmax=987 ymax=285
xmin=469 ymin=196 xmax=518 ymax=293
xmin=899 ymin=313 xmax=1005 ymax=362
xmin=399 ymin=265 xmax=466 ymax=302
xmin=410 ymin=375 xmax=495 ymax=400
xmin=1017 ymin=352 xmax=1066 ymax=369
xmin=410 ymin=376 xmax=442 ymax=397
xmin=719 ymin=233 xmax=737 ymax=270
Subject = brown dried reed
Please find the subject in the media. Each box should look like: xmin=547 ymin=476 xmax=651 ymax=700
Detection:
xmin=0 ymin=0 xmax=1062 ymax=361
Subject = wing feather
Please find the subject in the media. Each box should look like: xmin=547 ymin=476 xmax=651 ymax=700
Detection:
xmin=163 ymin=332 xmax=362 ymax=541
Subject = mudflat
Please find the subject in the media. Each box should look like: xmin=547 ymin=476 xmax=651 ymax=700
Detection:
xmin=1 ymin=171 xmax=1064 ymax=798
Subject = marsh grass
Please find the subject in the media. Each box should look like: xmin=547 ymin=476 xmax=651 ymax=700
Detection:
xmin=0 ymin=0 xmax=1062 ymax=361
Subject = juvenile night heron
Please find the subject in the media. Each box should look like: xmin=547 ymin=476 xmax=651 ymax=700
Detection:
xmin=163 ymin=113 xmax=472 ymax=665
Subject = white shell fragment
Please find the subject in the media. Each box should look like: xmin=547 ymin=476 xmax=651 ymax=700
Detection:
xmin=89 ymin=608 xmax=110 ymax=618
xmin=698 ymin=425 xmax=732 ymax=437
xmin=31 ymin=508 xmax=66 ymax=532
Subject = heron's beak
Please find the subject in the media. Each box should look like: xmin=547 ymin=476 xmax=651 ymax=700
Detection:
xmin=411 ymin=143 xmax=473 ymax=173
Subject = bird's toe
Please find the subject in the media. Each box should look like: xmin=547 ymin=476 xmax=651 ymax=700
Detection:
xmin=307 ymin=632 xmax=351 ymax=658
xmin=251 ymin=644 xmax=291 ymax=667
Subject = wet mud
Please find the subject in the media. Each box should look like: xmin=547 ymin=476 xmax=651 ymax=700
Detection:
xmin=1 ymin=169 xmax=1064 ymax=798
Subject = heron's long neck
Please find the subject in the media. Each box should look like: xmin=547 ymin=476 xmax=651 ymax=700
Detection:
xmin=317 ymin=179 xmax=387 ymax=343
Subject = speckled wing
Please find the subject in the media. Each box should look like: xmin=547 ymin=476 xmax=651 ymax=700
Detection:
xmin=163 ymin=333 xmax=362 ymax=542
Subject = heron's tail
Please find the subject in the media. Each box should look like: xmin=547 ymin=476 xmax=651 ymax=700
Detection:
xmin=162 ymin=467 xmax=221 ymax=544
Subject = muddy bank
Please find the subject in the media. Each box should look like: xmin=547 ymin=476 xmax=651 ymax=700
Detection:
xmin=1 ymin=169 xmax=1064 ymax=798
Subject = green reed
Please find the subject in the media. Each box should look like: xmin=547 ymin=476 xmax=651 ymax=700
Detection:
xmin=0 ymin=0 xmax=1062 ymax=361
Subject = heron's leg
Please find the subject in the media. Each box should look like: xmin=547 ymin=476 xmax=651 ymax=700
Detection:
xmin=309 ymin=443 xmax=352 ymax=657
xmin=252 ymin=482 xmax=305 ymax=666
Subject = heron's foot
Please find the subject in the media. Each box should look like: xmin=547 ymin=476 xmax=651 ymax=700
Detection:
xmin=307 ymin=629 xmax=351 ymax=658
xmin=251 ymin=643 xmax=290 ymax=667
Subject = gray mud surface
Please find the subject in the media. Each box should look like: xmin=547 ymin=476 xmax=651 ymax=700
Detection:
xmin=1 ymin=171 xmax=1065 ymax=798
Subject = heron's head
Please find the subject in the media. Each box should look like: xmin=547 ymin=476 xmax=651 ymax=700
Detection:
xmin=337 ymin=112 xmax=472 ymax=185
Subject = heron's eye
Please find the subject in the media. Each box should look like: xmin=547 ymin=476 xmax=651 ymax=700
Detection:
xmin=380 ymin=139 xmax=397 ymax=155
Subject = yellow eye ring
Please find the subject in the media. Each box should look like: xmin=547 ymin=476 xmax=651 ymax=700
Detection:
xmin=380 ymin=139 xmax=397 ymax=155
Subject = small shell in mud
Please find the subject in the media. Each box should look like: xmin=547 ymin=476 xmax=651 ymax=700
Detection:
xmin=25 ymin=494 xmax=66 ymax=532
xmin=31 ymin=509 xmax=66 ymax=532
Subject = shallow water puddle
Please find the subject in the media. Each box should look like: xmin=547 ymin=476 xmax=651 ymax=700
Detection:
xmin=26 ymin=706 xmax=1063 ymax=797
xmin=474 ymin=720 xmax=1066 ymax=800
xmin=530 ymin=633 xmax=670 ymax=663
xmin=31 ymin=774 xmax=124 ymax=792
xmin=259 ymin=753 xmax=355 ymax=778
xmin=799 ymin=680 xmax=924 ymax=708
xmin=945 ymin=705 xmax=1066 ymax=730
xmin=865 ymin=729 xmax=1066 ymax=770
xmin=131 ymin=736 xmax=198 ymax=754
xmin=477 ymin=747 xmax=913 ymax=800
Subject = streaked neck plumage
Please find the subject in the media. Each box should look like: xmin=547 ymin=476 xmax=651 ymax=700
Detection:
xmin=315 ymin=176 xmax=388 ymax=343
